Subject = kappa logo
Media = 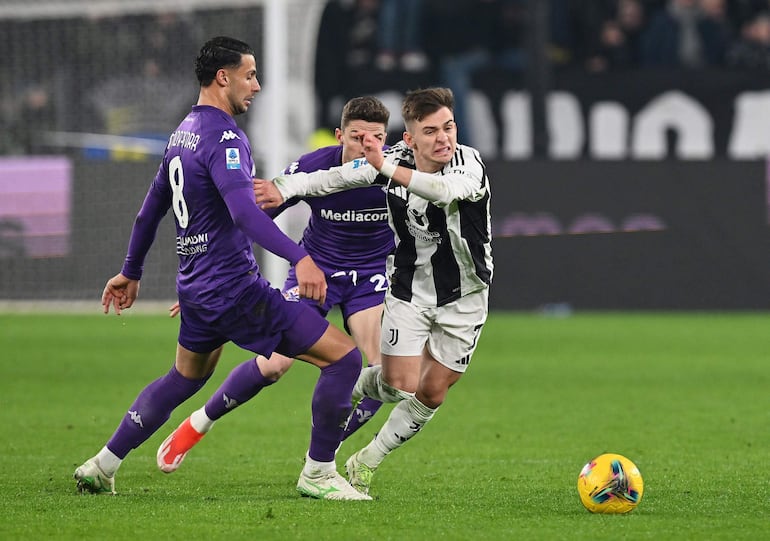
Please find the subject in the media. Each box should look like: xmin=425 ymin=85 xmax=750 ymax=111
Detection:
xmin=219 ymin=130 xmax=240 ymax=143
xmin=128 ymin=410 xmax=144 ymax=428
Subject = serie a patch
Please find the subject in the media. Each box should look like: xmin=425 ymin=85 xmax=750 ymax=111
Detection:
xmin=226 ymin=148 xmax=241 ymax=169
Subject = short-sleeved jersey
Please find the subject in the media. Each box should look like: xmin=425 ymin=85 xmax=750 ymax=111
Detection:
xmin=274 ymin=145 xmax=393 ymax=274
xmin=274 ymin=140 xmax=494 ymax=308
xmin=152 ymin=105 xmax=260 ymax=306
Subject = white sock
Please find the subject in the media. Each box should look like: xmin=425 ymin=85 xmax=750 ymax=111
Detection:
xmin=302 ymin=452 xmax=336 ymax=476
xmin=95 ymin=446 xmax=122 ymax=477
xmin=360 ymin=396 xmax=437 ymax=469
xmin=190 ymin=406 xmax=215 ymax=434
xmin=355 ymin=365 xmax=414 ymax=403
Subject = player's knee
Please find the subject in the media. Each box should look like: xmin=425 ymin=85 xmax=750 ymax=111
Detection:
xmin=331 ymin=347 xmax=363 ymax=377
xmin=256 ymin=354 xmax=293 ymax=381
xmin=416 ymin=386 xmax=447 ymax=409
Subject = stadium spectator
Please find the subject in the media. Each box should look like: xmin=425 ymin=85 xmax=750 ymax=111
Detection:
xmin=640 ymin=0 xmax=732 ymax=67
xmin=253 ymin=87 xmax=493 ymax=496
xmin=156 ymin=96 xmax=395 ymax=469
xmin=617 ymin=0 xmax=648 ymax=59
xmin=73 ymin=36 xmax=370 ymax=501
xmin=375 ymin=0 xmax=429 ymax=72
xmin=726 ymin=11 xmax=770 ymax=69
xmin=8 ymin=84 xmax=55 ymax=154
xmin=699 ymin=0 xmax=736 ymax=46
xmin=724 ymin=0 xmax=769 ymax=30
xmin=86 ymin=12 xmax=201 ymax=139
xmin=548 ymin=0 xmax=612 ymax=68
xmin=139 ymin=12 xmax=200 ymax=78
xmin=422 ymin=0 xmax=527 ymax=149
xmin=585 ymin=0 xmax=647 ymax=72
xmin=315 ymin=0 xmax=381 ymax=130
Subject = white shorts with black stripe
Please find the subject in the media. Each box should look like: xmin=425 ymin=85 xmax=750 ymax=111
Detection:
xmin=380 ymin=288 xmax=488 ymax=373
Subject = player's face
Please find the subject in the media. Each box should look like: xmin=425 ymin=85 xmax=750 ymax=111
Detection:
xmin=404 ymin=107 xmax=456 ymax=173
xmin=226 ymin=54 xmax=260 ymax=115
xmin=338 ymin=120 xmax=387 ymax=163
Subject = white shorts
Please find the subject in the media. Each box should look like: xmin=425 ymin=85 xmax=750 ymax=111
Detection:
xmin=380 ymin=289 xmax=488 ymax=373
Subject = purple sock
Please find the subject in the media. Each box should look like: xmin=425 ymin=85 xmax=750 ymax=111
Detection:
xmin=106 ymin=365 xmax=209 ymax=458
xmin=308 ymin=348 xmax=362 ymax=462
xmin=342 ymin=396 xmax=383 ymax=441
xmin=204 ymin=358 xmax=274 ymax=420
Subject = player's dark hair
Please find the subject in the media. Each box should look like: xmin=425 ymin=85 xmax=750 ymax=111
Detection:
xmin=340 ymin=96 xmax=390 ymax=130
xmin=195 ymin=36 xmax=255 ymax=86
xmin=401 ymin=87 xmax=455 ymax=125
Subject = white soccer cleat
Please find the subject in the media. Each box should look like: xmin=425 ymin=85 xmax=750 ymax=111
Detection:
xmin=74 ymin=458 xmax=116 ymax=495
xmin=296 ymin=469 xmax=372 ymax=501
xmin=345 ymin=450 xmax=376 ymax=495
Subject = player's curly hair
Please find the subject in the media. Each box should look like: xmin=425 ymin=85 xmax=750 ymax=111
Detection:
xmin=195 ymin=36 xmax=255 ymax=86
xmin=401 ymin=87 xmax=455 ymax=125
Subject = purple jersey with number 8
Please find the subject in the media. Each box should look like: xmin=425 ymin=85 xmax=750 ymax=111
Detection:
xmin=138 ymin=104 xmax=328 ymax=355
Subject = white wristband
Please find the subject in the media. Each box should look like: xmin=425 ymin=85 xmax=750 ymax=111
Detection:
xmin=378 ymin=160 xmax=397 ymax=179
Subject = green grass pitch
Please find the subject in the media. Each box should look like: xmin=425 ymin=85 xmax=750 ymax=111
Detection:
xmin=0 ymin=310 xmax=767 ymax=540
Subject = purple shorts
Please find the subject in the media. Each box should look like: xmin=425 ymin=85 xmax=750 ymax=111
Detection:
xmin=178 ymin=279 xmax=329 ymax=357
xmin=283 ymin=265 xmax=386 ymax=326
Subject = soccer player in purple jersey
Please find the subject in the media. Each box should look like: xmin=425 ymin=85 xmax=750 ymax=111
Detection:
xmin=254 ymin=88 xmax=493 ymax=496
xmin=268 ymin=97 xmax=393 ymax=440
xmin=157 ymin=97 xmax=393 ymax=475
xmin=73 ymin=36 xmax=370 ymax=501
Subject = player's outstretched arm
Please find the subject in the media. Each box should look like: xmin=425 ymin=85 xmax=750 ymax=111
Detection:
xmin=101 ymin=272 xmax=139 ymax=315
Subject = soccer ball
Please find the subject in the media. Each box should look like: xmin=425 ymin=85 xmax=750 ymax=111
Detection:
xmin=577 ymin=453 xmax=644 ymax=514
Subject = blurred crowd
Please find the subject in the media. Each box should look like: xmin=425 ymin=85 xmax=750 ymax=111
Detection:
xmin=315 ymin=0 xmax=770 ymax=136
xmin=317 ymin=0 xmax=770 ymax=75
xmin=5 ymin=0 xmax=770 ymax=156
xmin=0 ymin=9 xmax=257 ymax=156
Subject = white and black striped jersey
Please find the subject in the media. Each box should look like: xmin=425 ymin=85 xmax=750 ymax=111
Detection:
xmin=273 ymin=140 xmax=493 ymax=308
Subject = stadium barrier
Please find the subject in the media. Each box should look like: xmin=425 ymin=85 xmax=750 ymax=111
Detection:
xmin=488 ymin=160 xmax=770 ymax=310
xmin=3 ymin=158 xmax=769 ymax=309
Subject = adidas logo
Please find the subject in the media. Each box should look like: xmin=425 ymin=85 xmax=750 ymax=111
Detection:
xmin=454 ymin=354 xmax=471 ymax=366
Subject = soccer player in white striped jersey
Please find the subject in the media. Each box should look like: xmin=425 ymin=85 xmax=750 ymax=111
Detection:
xmin=254 ymin=87 xmax=493 ymax=495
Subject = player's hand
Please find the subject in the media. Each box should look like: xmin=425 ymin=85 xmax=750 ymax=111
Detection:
xmin=254 ymin=178 xmax=285 ymax=209
xmin=294 ymin=255 xmax=327 ymax=306
xmin=169 ymin=301 xmax=180 ymax=318
xmin=101 ymin=272 xmax=139 ymax=315
xmin=362 ymin=132 xmax=385 ymax=170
